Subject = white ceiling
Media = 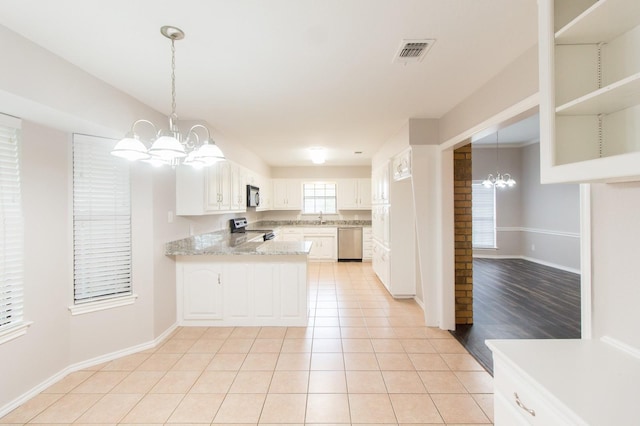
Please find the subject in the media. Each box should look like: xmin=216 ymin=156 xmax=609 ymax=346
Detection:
xmin=473 ymin=113 xmax=540 ymax=147
xmin=0 ymin=0 xmax=538 ymax=166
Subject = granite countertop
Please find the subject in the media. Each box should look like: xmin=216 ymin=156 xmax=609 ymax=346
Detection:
xmin=165 ymin=229 xmax=312 ymax=256
xmin=165 ymin=220 xmax=368 ymax=256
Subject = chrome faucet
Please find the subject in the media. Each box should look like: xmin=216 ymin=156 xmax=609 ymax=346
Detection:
xmin=318 ymin=211 xmax=325 ymax=224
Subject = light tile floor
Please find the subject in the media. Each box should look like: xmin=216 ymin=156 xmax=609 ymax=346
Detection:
xmin=0 ymin=262 xmax=494 ymax=425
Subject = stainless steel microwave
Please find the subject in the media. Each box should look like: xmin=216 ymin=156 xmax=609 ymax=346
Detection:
xmin=247 ymin=185 xmax=260 ymax=207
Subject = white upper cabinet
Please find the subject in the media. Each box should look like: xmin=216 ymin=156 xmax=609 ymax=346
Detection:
xmin=336 ymin=178 xmax=372 ymax=210
xmin=372 ymin=162 xmax=390 ymax=204
xmin=207 ymin=161 xmax=232 ymax=211
xmin=272 ymin=179 xmax=302 ymax=210
xmin=229 ymin=163 xmax=247 ymax=211
xmin=539 ymin=0 xmax=640 ymax=183
xmin=176 ymin=160 xmax=248 ymax=215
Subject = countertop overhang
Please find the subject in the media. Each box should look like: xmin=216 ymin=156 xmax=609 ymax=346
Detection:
xmin=165 ymin=231 xmax=312 ymax=256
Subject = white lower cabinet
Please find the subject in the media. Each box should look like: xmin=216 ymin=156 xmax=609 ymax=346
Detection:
xmin=180 ymin=263 xmax=223 ymax=320
xmin=487 ymin=339 xmax=640 ymax=426
xmin=278 ymin=227 xmax=304 ymax=242
xmin=306 ymin=236 xmax=335 ymax=260
xmin=363 ymin=227 xmax=372 ymax=260
xmin=304 ymin=227 xmax=337 ymax=261
xmin=176 ymin=257 xmax=308 ymax=326
xmin=372 ymin=239 xmax=390 ymax=290
xmin=223 ymin=263 xmax=251 ymax=320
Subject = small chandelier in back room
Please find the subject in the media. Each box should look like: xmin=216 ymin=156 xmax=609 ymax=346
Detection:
xmin=111 ymin=26 xmax=224 ymax=168
xmin=482 ymin=130 xmax=516 ymax=189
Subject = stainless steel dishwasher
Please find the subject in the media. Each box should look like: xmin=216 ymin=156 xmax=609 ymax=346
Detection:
xmin=338 ymin=227 xmax=363 ymax=261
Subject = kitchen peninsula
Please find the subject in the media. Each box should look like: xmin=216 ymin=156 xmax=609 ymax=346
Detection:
xmin=166 ymin=230 xmax=312 ymax=327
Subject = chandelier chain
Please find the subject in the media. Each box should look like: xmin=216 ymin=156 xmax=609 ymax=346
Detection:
xmin=170 ymin=38 xmax=177 ymax=120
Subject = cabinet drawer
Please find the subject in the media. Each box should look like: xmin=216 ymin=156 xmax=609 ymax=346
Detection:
xmin=302 ymin=227 xmax=336 ymax=235
xmin=282 ymin=227 xmax=303 ymax=234
xmin=493 ymin=357 xmax=584 ymax=425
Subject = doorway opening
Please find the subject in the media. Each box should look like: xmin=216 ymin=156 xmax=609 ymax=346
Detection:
xmin=450 ymin=113 xmax=582 ymax=374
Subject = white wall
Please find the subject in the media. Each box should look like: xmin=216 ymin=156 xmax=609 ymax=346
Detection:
xmin=372 ymin=123 xmax=410 ymax=169
xmin=591 ymin=182 xmax=640 ymax=351
xmin=271 ymin=166 xmax=371 ymax=179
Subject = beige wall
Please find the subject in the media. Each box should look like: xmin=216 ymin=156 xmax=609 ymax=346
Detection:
xmin=0 ymin=24 xmax=272 ymax=413
xmin=0 ymin=122 xmax=71 ymax=406
xmin=438 ymin=45 xmax=539 ymax=146
xmin=0 ymin=120 xmax=166 ymax=409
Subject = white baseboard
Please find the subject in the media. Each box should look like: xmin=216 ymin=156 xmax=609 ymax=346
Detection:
xmin=413 ymin=296 xmax=425 ymax=311
xmin=473 ymin=254 xmax=580 ymax=275
xmin=0 ymin=323 xmax=178 ymax=418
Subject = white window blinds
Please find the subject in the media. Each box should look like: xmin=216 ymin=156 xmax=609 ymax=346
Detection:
xmin=303 ymin=182 xmax=337 ymax=214
xmin=0 ymin=116 xmax=23 ymax=329
xmin=472 ymin=182 xmax=496 ymax=249
xmin=73 ymin=134 xmax=131 ymax=304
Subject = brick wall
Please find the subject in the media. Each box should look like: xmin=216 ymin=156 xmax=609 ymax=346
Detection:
xmin=453 ymin=143 xmax=473 ymax=324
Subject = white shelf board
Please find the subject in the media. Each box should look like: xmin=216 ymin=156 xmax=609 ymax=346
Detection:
xmin=556 ymin=0 xmax=640 ymax=44
xmin=542 ymin=149 xmax=640 ymax=184
xmin=556 ymin=72 xmax=640 ymax=115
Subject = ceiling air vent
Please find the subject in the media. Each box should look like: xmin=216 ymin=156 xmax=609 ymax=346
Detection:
xmin=393 ymin=39 xmax=435 ymax=64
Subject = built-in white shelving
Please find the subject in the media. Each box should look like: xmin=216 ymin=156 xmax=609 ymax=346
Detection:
xmin=539 ymin=0 xmax=640 ymax=183
xmin=557 ymin=73 xmax=640 ymax=116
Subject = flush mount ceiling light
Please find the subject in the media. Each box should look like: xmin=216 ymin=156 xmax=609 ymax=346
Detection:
xmin=309 ymin=147 xmax=326 ymax=164
xmin=111 ymin=25 xmax=224 ymax=168
xmin=482 ymin=131 xmax=516 ymax=189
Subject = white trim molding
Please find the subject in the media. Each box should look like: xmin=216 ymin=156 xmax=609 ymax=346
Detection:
xmin=0 ymin=322 xmax=178 ymax=418
xmin=601 ymin=336 xmax=640 ymax=360
xmin=579 ymin=183 xmax=592 ymax=339
xmin=0 ymin=321 xmax=33 ymax=346
xmin=497 ymin=226 xmax=580 ymax=238
xmin=68 ymin=294 xmax=138 ymax=316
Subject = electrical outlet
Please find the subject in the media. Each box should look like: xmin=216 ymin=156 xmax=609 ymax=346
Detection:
xmin=167 ymin=210 xmax=174 ymax=223
xmin=531 ymin=244 xmax=536 ymax=252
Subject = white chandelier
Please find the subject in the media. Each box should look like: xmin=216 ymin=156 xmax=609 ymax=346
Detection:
xmin=482 ymin=130 xmax=516 ymax=189
xmin=111 ymin=26 xmax=224 ymax=168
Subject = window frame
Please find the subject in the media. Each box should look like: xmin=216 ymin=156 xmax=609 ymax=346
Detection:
xmin=69 ymin=134 xmax=137 ymax=315
xmin=471 ymin=180 xmax=497 ymax=249
xmin=302 ymin=181 xmax=337 ymax=215
xmin=0 ymin=113 xmax=32 ymax=345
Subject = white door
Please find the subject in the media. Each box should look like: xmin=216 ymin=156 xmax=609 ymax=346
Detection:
xmin=181 ymin=264 xmax=223 ymax=320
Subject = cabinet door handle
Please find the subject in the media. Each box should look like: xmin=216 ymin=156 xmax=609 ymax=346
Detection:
xmin=513 ymin=393 xmax=535 ymax=417
xmin=217 ymin=273 xmax=221 ymax=285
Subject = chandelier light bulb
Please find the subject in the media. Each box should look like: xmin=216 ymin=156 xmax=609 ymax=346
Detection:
xmin=111 ymin=135 xmax=151 ymax=161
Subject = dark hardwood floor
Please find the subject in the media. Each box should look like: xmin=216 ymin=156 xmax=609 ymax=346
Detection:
xmin=451 ymin=258 xmax=581 ymax=375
